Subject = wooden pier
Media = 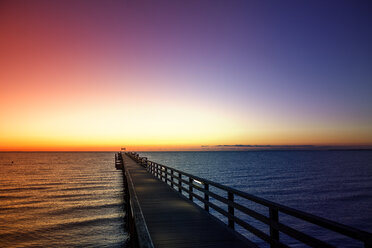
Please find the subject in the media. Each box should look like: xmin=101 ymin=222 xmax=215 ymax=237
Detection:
xmin=116 ymin=152 xmax=372 ymax=248
xmin=120 ymin=153 xmax=255 ymax=248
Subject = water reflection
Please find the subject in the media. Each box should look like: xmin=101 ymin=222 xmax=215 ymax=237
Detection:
xmin=0 ymin=152 xmax=128 ymax=248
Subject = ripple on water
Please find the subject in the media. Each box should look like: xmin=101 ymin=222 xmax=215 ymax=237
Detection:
xmin=0 ymin=152 xmax=128 ymax=248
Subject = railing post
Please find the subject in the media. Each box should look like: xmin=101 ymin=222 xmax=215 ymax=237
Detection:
xmin=204 ymin=183 xmax=209 ymax=212
xmin=189 ymin=178 xmax=193 ymax=201
xmin=269 ymin=207 xmax=279 ymax=247
xmin=171 ymin=170 xmax=174 ymax=188
xmin=228 ymin=192 xmax=234 ymax=229
xmin=179 ymin=173 xmax=182 ymax=193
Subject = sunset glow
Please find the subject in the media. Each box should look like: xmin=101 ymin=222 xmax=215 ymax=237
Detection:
xmin=1 ymin=1 xmax=371 ymax=151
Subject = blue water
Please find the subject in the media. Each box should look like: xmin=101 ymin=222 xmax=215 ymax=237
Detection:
xmin=139 ymin=150 xmax=372 ymax=247
xmin=0 ymin=152 xmax=128 ymax=248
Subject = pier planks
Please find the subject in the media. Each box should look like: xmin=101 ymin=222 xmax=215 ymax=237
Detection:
xmin=122 ymin=154 xmax=256 ymax=248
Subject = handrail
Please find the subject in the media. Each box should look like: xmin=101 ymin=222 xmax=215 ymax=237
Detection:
xmin=127 ymin=152 xmax=372 ymax=248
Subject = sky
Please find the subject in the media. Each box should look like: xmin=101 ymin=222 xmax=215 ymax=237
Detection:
xmin=0 ymin=0 xmax=371 ymax=151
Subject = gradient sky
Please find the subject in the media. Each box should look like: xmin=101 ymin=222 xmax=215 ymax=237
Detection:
xmin=1 ymin=0 xmax=371 ymax=151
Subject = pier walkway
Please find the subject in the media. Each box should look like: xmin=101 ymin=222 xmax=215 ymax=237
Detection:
xmin=122 ymin=153 xmax=256 ymax=248
xmin=117 ymin=152 xmax=372 ymax=248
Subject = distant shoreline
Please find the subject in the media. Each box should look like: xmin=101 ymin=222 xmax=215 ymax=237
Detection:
xmin=1 ymin=149 xmax=372 ymax=153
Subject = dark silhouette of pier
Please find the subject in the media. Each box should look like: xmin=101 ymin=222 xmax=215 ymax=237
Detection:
xmin=115 ymin=152 xmax=372 ymax=248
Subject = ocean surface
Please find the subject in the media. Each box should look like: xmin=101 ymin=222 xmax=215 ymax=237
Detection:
xmin=0 ymin=152 xmax=127 ymax=248
xmin=0 ymin=151 xmax=371 ymax=247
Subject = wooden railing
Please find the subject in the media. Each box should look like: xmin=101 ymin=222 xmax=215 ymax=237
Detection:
xmin=115 ymin=153 xmax=123 ymax=170
xmin=127 ymin=152 xmax=372 ymax=248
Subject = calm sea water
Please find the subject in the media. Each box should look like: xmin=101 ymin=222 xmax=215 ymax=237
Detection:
xmin=139 ymin=151 xmax=372 ymax=247
xmin=0 ymin=152 xmax=128 ymax=248
xmin=1 ymin=151 xmax=371 ymax=247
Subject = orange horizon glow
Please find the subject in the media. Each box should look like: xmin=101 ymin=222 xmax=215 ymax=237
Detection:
xmin=2 ymin=141 xmax=372 ymax=152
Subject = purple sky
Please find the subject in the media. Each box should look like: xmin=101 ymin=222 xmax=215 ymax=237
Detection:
xmin=1 ymin=0 xmax=371 ymax=150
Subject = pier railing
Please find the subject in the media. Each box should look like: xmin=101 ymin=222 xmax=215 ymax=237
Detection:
xmin=127 ymin=152 xmax=372 ymax=248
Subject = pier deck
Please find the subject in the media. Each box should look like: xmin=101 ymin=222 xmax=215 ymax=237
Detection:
xmin=122 ymin=154 xmax=256 ymax=248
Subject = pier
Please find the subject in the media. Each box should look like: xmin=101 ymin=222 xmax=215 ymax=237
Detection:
xmin=116 ymin=152 xmax=372 ymax=248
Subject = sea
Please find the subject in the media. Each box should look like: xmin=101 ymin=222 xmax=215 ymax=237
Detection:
xmin=0 ymin=152 xmax=127 ymax=248
xmin=0 ymin=151 xmax=371 ymax=247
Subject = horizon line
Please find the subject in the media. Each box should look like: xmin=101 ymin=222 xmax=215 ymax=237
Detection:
xmin=1 ymin=144 xmax=372 ymax=153
xmin=1 ymin=148 xmax=372 ymax=153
